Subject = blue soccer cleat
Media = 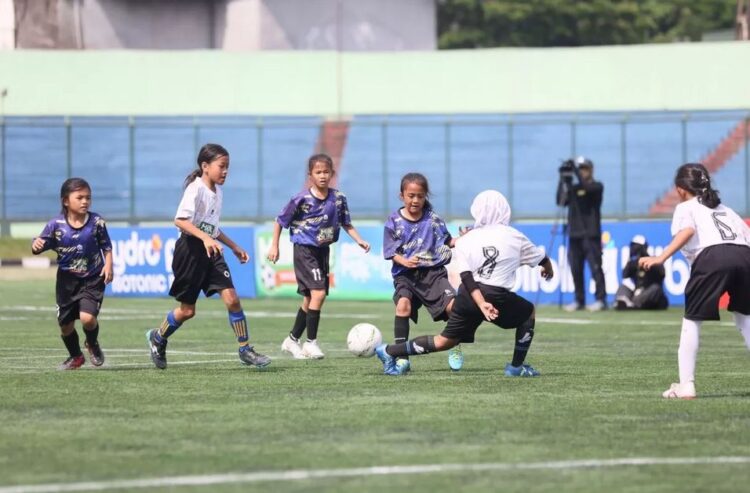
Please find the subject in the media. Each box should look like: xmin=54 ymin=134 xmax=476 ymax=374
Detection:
xmin=375 ymin=344 xmax=402 ymax=376
xmin=504 ymin=362 xmax=540 ymax=377
xmin=447 ymin=344 xmax=464 ymax=371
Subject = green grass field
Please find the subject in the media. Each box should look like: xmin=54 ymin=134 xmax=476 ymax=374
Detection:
xmin=1 ymin=276 xmax=749 ymax=493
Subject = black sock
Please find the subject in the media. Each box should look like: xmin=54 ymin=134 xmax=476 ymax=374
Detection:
xmin=61 ymin=330 xmax=82 ymax=358
xmin=511 ymin=317 xmax=535 ymax=367
xmin=306 ymin=309 xmax=321 ymax=341
xmin=387 ymin=335 xmax=436 ymax=358
xmin=393 ymin=315 xmax=410 ymax=359
xmin=290 ymin=308 xmax=307 ymax=340
xmin=83 ymin=324 xmax=99 ymax=346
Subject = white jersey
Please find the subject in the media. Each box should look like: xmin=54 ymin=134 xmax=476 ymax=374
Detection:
xmin=454 ymin=224 xmax=545 ymax=290
xmin=671 ymin=197 xmax=750 ymax=264
xmin=175 ymin=177 xmax=223 ymax=238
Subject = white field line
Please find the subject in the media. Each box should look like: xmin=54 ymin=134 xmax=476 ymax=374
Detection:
xmin=0 ymin=456 xmax=749 ymax=493
xmin=0 ymin=359 xmax=240 ymax=371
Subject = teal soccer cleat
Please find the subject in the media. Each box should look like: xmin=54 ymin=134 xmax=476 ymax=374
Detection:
xmin=504 ymin=362 xmax=540 ymax=377
xmin=448 ymin=344 xmax=464 ymax=371
xmin=395 ymin=358 xmax=411 ymax=374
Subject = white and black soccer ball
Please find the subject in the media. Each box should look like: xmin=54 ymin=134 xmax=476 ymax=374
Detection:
xmin=346 ymin=323 xmax=382 ymax=358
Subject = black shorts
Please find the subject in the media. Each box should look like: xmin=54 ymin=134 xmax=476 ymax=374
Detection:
xmin=441 ymin=283 xmax=533 ymax=343
xmin=684 ymin=243 xmax=750 ymax=321
xmin=293 ymin=244 xmax=330 ymax=296
xmin=56 ymin=270 xmax=105 ymax=326
xmin=393 ymin=266 xmax=456 ymax=323
xmin=169 ymin=234 xmax=235 ymax=304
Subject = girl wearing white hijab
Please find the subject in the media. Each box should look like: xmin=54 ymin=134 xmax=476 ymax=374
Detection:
xmin=376 ymin=190 xmax=554 ymax=376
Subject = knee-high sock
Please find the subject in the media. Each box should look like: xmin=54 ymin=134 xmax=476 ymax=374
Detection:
xmin=386 ymin=335 xmax=436 ymax=358
xmin=229 ymin=310 xmax=249 ymax=350
xmin=733 ymin=312 xmax=750 ymax=350
xmin=678 ymin=318 xmax=701 ymax=385
xmin=306 ymin=309 xmax=321 ymax=341
xmin=61 ymin=330 xmax=82 ymax=358
xmin=511 ymin=317 xmax=535 ymax=367
xmin=158 ymin=310 xmax=182 ymax=342
xmin=83 ymin=323 xmax=99 ymax=345
xmin=290 ymin=308 xmax=307 ymax=341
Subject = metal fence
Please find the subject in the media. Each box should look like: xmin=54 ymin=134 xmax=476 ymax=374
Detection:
xmin=1 ymin=111 xmax=749 ymax=233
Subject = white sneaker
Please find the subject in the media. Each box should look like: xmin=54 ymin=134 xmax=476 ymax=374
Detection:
xmin=586 ymin=300 xmax=607 ymax=312
xmin=563 ymin=302 xmax=583 ymax=312
xmin=281 ymin=336 xmax=306 ymax=359
xmin=662 ymin=382 xmax=696 ymax=400
xmin=301 ymin=340 xmax=325 ymax=359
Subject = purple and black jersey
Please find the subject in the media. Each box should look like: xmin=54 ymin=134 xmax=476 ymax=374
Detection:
xmin=276 ymin=188 xmax=352 ymax=247
xmin=36 ymin=213 xmax=112 ymax=278
xmin=383 ymin=207 xmax=453 ymax=277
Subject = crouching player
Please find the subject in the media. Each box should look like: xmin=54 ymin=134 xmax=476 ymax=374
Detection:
xmin=375 ymin=190 xmax=553 ymax=376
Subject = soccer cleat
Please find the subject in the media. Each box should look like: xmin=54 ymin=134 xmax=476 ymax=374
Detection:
xmin=84 ymin=341 xmax=105 ymax=367
xmin=662 ymin=382 xmax=696 ymax=400
xmin=58 ymin=354 xmax=85 ymax=371
xmin=146 ymin=329 xmax=167 ymax=370
xmin=448 ymin=344 xmax=464 ymax=371
xmin=587 ymin=300 xmax=607 ymax=312
xmin=301 ymin=340 xmax=325 ymax=360
xmin=281 ymin=336 xmax=306 ymax=359
xmin=563 ymin=302 xmax=584 ymax=312
xmin=504 ymin=362 xmax=540 ymax=377
xmin=395 ymin=358 xmax=411 ymax=374
xmin=375 ymin=344 xmax=401 ymax=376
xmin=239 ymin=346 xmax=271 ymax=368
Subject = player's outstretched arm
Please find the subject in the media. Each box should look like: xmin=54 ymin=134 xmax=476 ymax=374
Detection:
xmin=343 ymin=224 xmax=370 ymax=253
xmin=267 ymin=222 xmax=283 ymax=264
xmin=639 ymin=227 xmax=694 ymax=270
xmin=216 ymin=230 xmax=249 ymax=264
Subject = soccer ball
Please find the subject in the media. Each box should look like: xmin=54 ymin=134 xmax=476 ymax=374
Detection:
xmin=346 ymin=323 xmax=382 ymax=358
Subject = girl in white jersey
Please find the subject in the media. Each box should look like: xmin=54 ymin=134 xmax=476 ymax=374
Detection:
xmin=146 ymin=144 xmax=270 ymax=370
xmin=640 ymin=163 xmax=750 ymax=399
xmin=375 ymin=190 xmax=554 ymax=376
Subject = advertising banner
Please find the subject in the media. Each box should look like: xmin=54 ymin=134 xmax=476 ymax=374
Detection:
xmin=254 ymin=221 xmax=690 ymax=306
xmin=106 ymin=226 xmax=256 ymax=298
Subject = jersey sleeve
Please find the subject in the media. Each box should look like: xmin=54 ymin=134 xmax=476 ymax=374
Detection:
xmin=670 ymin=202 xmax=695 ymax=236
xmin=95 ymin=216 xmax=113 ymax=252
xmin=338 ymin=192 xmax=352 ymax=227
xmin=452 ymin=242 xmax=471 ymax=274
xmin=382 ymin=217 xmax=401 ymax=260
xmin=275 ymin=196 xmax=299 ymax=229
xmin=174 ymin=184 xmax=198 ymax=220
xmin=438 ymin=217 xmax=453 ymax=246
xmin=517 ymin=231 xmax=546 ymax=267
xmin=35 ymin=219 xmax=57 ymax=252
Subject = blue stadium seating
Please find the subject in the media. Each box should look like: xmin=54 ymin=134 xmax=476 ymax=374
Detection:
xmin=2 ymin=112 xmax=747 ymax=221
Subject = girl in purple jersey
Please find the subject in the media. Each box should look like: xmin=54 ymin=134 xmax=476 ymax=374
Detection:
xmin=268 ymin=153 xmax=370 ymax=359
xmin=32 ymin=178 xmax=113 ymax=370
xmin=383 ymin=173 xmax=461 ymax=373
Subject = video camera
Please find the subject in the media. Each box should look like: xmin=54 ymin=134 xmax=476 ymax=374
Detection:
xmin=558 ymin=159 xmax=578 ymax=183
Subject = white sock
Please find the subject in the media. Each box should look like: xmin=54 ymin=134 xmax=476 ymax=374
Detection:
xmin=733 ymin=312 xmax=750 ymax=350
xmin=678 ymin=318 xmax=701 ymax=385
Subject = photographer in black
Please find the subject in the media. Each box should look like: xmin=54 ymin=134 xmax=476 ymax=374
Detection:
xmin=614 ymin=235 xmax=668 ymax=310
xmin=556 ymin=156 xmax=607 ymax=311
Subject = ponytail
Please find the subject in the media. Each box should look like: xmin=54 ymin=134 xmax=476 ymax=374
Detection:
xmin=674 ymin=163 xmax=721 ymax=209
xmin=185 ymin=143 xmax=229 ymax=189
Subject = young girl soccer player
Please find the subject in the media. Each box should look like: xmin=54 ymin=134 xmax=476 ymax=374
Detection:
xmin=268 ymin=153 xmax=370 ymax=359
xmin=383 ymin=172 xmax=462 ymax=373
xmin=32 ymin=178 xmax=113 ymax=370
xmin=376 ymin=190 xmax=554 ymax=376
xmin=147 ymin=144 xmax=270 ymax=370
xmin=640 ymin=163 xmax=750 ymax=399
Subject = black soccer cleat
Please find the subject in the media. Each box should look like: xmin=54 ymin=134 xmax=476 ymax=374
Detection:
xmin=84 ymin=341 xmax=105 ymax=367
xmin=146 ymin=329 xmax=168 ymax=370
xmin=239 ymin=346 xmax=271 ymax=368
